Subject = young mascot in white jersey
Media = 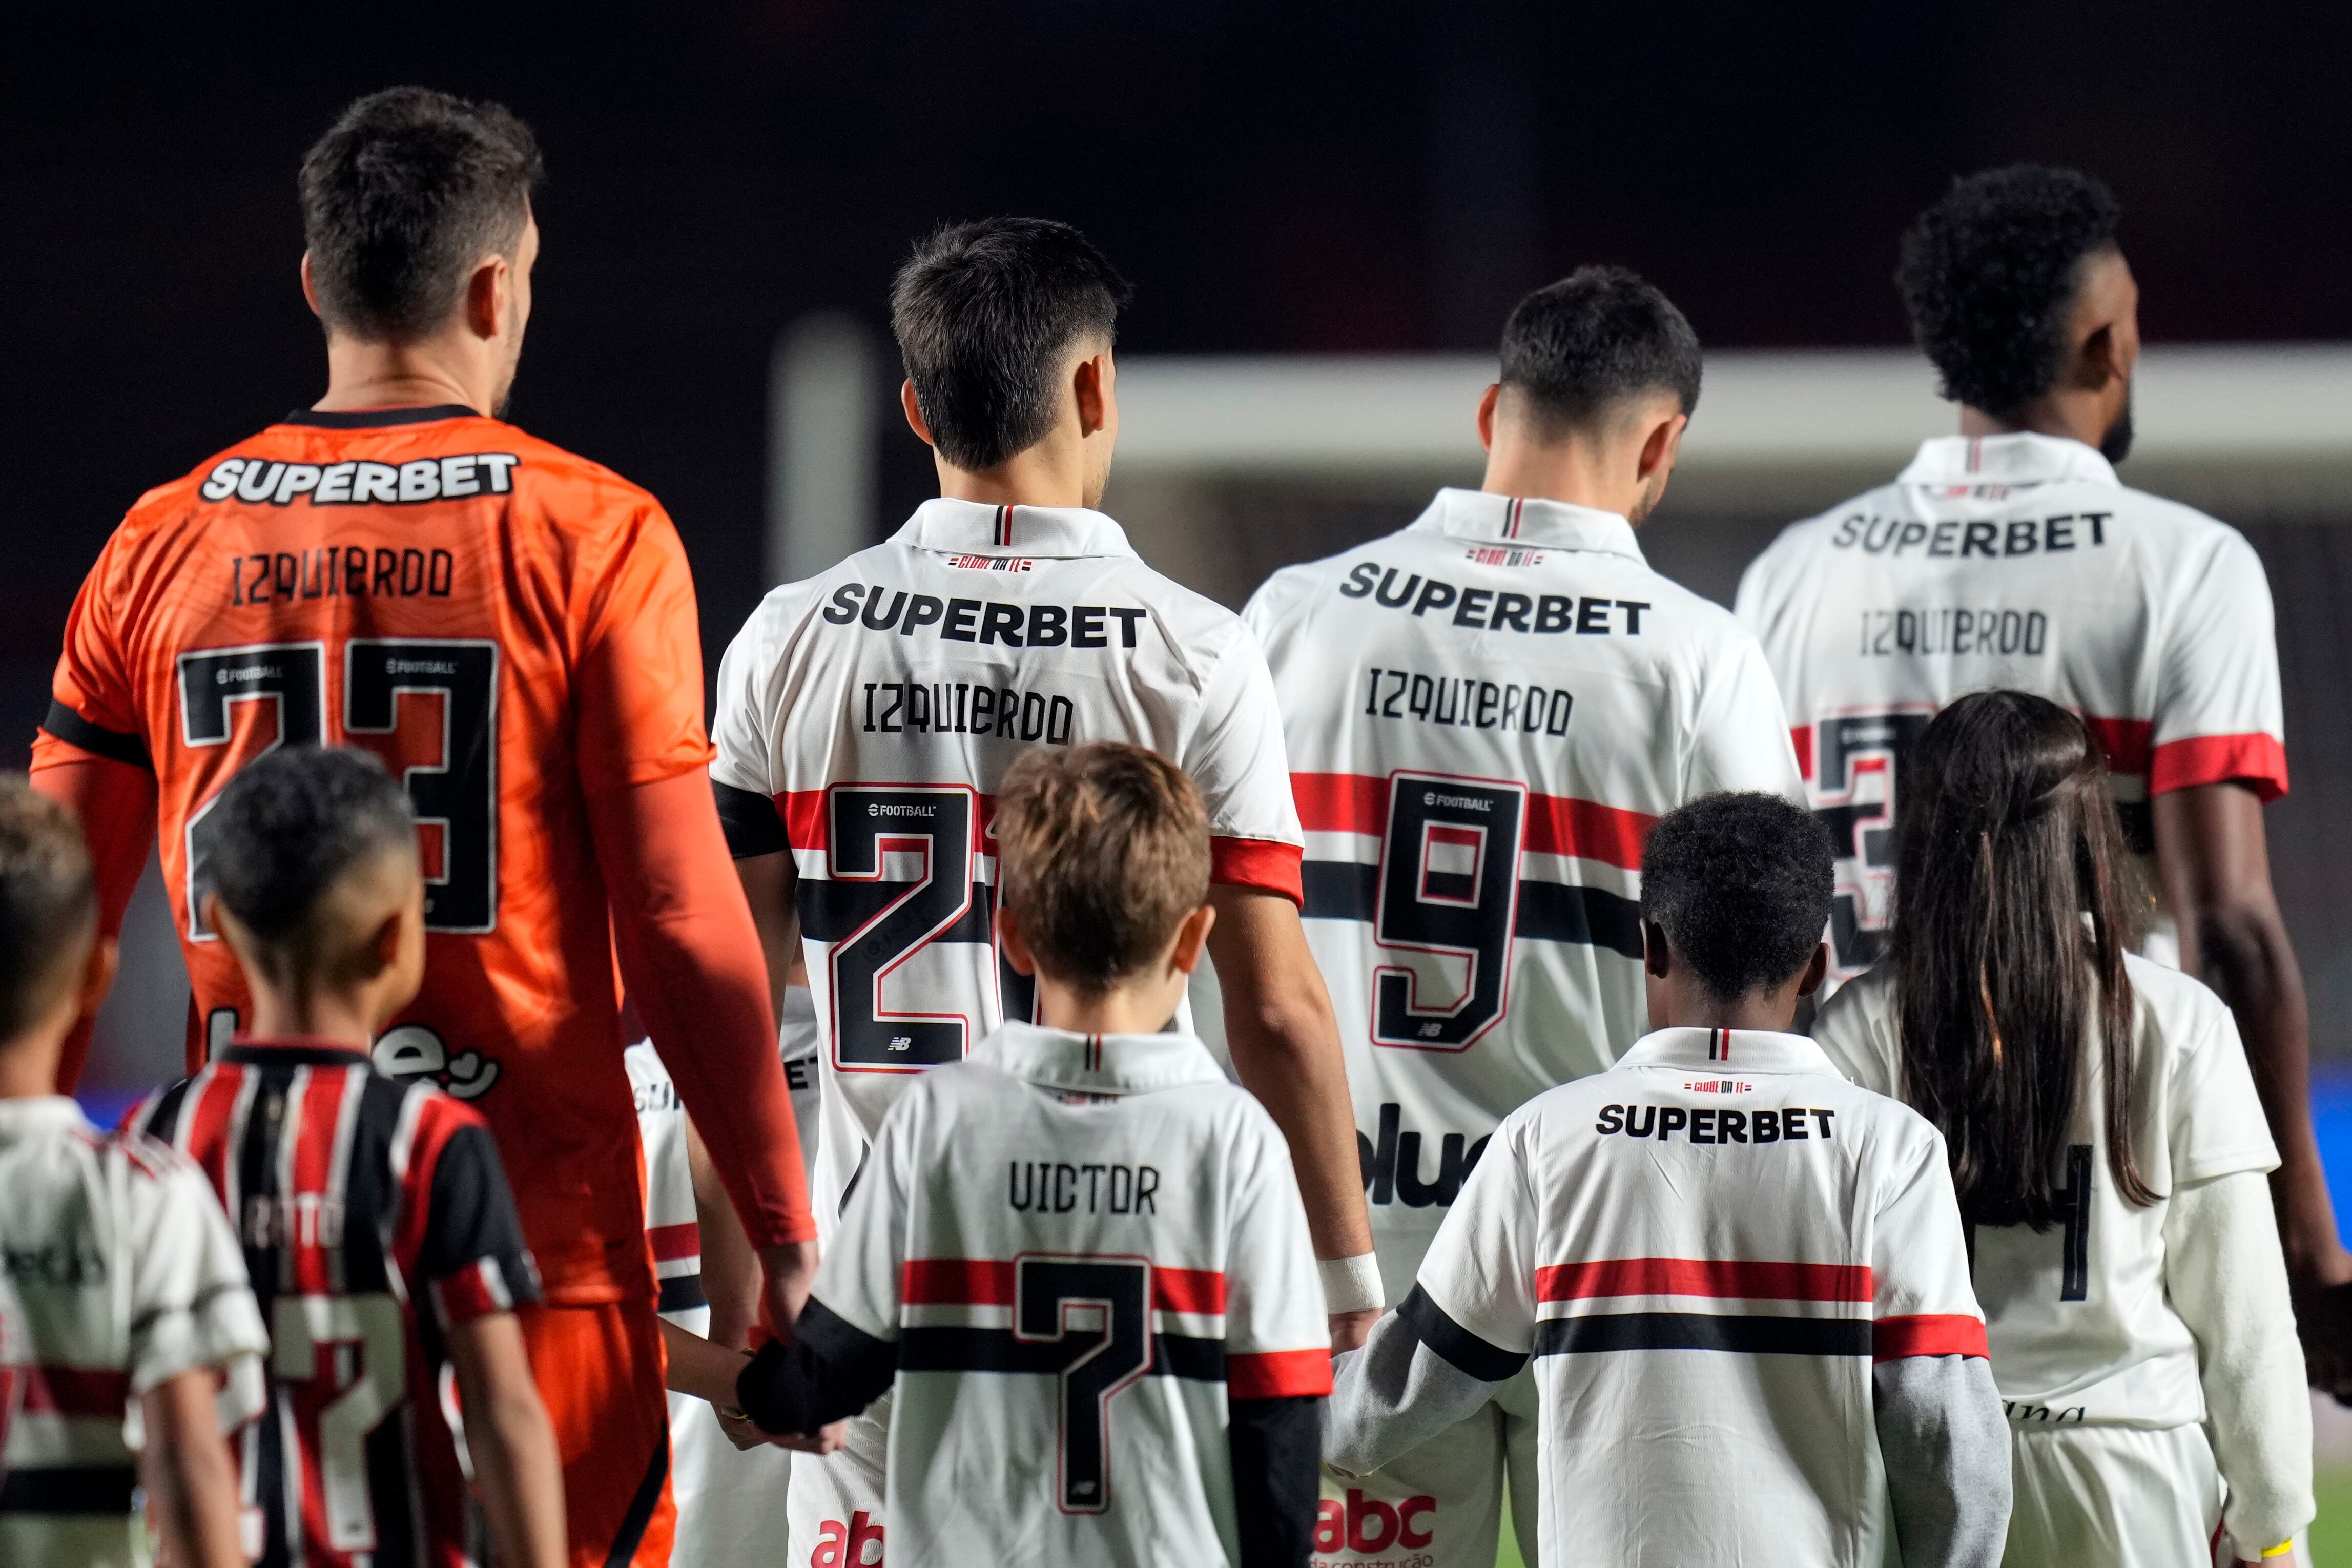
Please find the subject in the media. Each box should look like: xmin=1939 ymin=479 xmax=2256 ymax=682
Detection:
xmin=1734 ymin=167 xmax=2352 ymax=1366
xmin=708 ymin=217 xmax=1374 ymax=1564
xmin=1327 ymin=792 xmax=2008 ymax=1568
xmin=0 ymin=778 xmax=266 ymax=1568
xmin=1813 ymin=692 xmax=2310 ymax=1566
xmin=735 ymin=743 xmax=1330 ymax=1567
xmin=1242 ymin=266 xmax=1801 ymax=1566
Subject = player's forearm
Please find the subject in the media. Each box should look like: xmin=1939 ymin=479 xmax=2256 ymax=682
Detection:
xmin=737 ymin=1298 xmax=900 ymax=1435
xmin=1229 ymin=1395 xmax=1322 ymax=1568
xmin=450 ymin=1317 xmax=568 ymax=1568
xmin=591 ymin=773 xmax=814 ymax=1247
xmin=136 ymin=1372 xmax=245 ymax=1568
xmin=1870 ymin=1355 xmax=2010 ymax=1568
xmin=659 ymin=1317 xmax=754 ymax=1405
xmin=2167 ymin=1173 xmax=2315 ymax=1551
xmin=1211 ymin=957 xmax=1372 ymax=1258
xmin=736 ymin=851 xmax=802 ymax=1029
xmin=688 ymin=1117 xmax=765 ymax=1349
xmin=29 ymin=754 xmax=155 ymax=1088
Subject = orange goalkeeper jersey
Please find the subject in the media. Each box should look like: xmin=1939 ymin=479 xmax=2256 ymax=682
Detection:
xmin=36 ymin=404 xmax=714 ymax=1303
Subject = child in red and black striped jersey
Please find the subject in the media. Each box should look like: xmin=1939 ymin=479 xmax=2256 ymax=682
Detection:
xmin=128 ymin=747 xmax=565 ymax=1568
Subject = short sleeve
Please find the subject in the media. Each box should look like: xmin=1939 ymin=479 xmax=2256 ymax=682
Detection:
xmin=1811 ymin=971 xmax=1902 ymax=1096
xmin=39 ymin=529 xmax=150 ymax=768
xmin=574 ymin=503 xmax=716 ymax=793
xmin=710 ymin=592 xmax=786 ymax=800
xmin=2168 ymin=991 xmax=2280 ymax=1186
xmin=2151 ymin=529 xmax=2287 ymax=799
xmin=1868 ymin=1122 xmax=1988 ymax=1361
xmin=1183 ymin=635 xmax=1305 ymax=903
xmin=416 ymin=1120 xmax=544 ymax=1328
xmin=1412 ymin=1113 xmax=1541 ymax=1358
xmin=123 ymin=1150 xmax=270 ymax=1421
xmin=811 ymin=1081 xmax=916 ymax=1343
xmin=1221 ymin=1106 xmax=1331 ymax=1398
xmin=1685 ymin=629 xmax=1805 ymax=803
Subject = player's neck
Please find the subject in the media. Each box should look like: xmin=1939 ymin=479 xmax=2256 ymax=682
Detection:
xmin=1033 ymin=974 xmax=1185 ymax=1038
xmin=241 ymin=984 xmax=380 ymax=1052
xmin=1957 ymin=398 xmax=2108 ymax=452
xmin=314 ymin=330 xmax=501 ymax=418
xmin=1479 ymin=442 xmax=1640 ymax=522
xmin=932 ymin=444 xmax=1099 ymax=511
xmin=0 ymin=1030 xmax=68 ymax=1099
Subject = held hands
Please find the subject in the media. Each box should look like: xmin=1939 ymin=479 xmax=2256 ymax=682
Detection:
xmin=712 ymin=1404 xmax=848 ymax=1455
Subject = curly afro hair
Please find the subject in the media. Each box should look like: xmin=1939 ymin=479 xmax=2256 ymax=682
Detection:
xmin=1895 ymin=166 xmax=2121 ymax=419
xmin=1641 ymin=792 xmax=1832 ymax=1002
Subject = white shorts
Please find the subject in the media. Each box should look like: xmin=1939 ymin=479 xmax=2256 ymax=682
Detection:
xmin=669 ymin=1389 xmax=795 ymax=1564
xmin=2008 ymin=1421 xmax=2223 ymax=1567
xmin=786 ymin=1389 xmax=892 ymax=1567
xmin=1314 ymin=1364 xmax=1538 ymax=1568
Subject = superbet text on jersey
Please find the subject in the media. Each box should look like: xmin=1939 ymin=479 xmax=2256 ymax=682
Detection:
xmin=1243 ymin=488 xmax=1803 ymax=1292
xmin=710 ymin=498 xmax=1306 ymax=1239
xmin=35 ymin=404 xmax=717 ymax=1304
xmin=1737 ymin=433 xmax=2289 ymax=984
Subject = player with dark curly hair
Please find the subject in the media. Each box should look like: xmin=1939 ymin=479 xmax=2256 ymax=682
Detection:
xmin=1735 ymin=168 xmax=2352 ymax=1389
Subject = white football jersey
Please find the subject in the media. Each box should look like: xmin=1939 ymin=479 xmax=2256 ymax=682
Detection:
xmin=1813 ymin=954 xmax=2279 ymax=1427
xmin=629 ymin=991 xmax=820 ymax=1564
xmin=0 ymin=1096 xmax=268 ymax=1567
xmin=712 ymin=499 xmax=1305 ymax=1241
xmin=1736 ymin=434 xmax=2288 ymax=983
xmin=1242 ymin=487 xmax=1804 ymax=1292
xmin=1408 ymin=1027 xmax=1986 ymax=1565
xmin=814 ymin=1023 xmax=1329 ymax=1567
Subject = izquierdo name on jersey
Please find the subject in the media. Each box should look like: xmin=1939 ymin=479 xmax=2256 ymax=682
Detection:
xmin=201 ymin=453 xmax=521 ymax=506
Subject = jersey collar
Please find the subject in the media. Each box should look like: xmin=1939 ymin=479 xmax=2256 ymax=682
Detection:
xmin=896 ymin=498 xmax=1142 ymax=561
xmin=1615 ymin=1026 xmax=1836 ymax=1076
xmin=217 ymin=1037 xmax=375 ymax=1066
xmin=1408 ymin=486 xmax=1647 ymax=561
xmin=0 ymin=1095 xmax=92 ymax=1143
xmin=280 ymin=404 xmax=483 ymax=429
xmin=1897 ymin=432 xmax=2119 ymax=489
xmin=974 ymin=1021 xmax=1228 ymax=1097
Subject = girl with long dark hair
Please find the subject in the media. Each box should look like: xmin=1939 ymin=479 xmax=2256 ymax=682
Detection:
xmin=1813 ymin=691 xmax=2309 ymax=1566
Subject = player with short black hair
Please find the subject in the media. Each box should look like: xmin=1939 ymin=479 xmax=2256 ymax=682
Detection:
xmin=130 ymin=746 xmax=568 ymax=1568
xmin=1637 ymin=789 xmax=1834 ymax=1003
xmin=1497 ymin=263 xmax=1703 ymax=438
xmin=713 ymin=214 xmax=1372 ymax=1562
xmin=1815 ymin=693 xmax=2313 ymax=1565
xmin=891 ymin=217 xmax=1133 ymax=472
xmin=0 ymin=776 xmax=266 ymax=1568
xmin=1241 ymin=267 xmax=1800 ymax=1565
xmin=36 ymin=87 xmax=816 ymax=1566
xmin=1736 ymin=166 xmax=2352 ymax=1380
xmin=1327 ymin=789 xmax=2008 ymax=1567
xmin=299 ymin=86 xmax=545 ymax=348
xmin=733 ymin=743 xmax=1328 ymax=1567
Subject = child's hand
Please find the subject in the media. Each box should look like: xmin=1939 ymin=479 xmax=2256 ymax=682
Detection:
xmin=712 ymin=1406 xmax=845 ymax=1454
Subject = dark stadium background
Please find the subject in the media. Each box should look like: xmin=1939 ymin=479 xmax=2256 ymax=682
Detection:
xmin=11 ymin=1 xmax=2352 ymax=1089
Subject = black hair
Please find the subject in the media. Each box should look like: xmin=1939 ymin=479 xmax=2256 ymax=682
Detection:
xmin=1498 ymin=265 xmax=1703 ymax=438
xmin=207 ymin=748 xmax=417 ymax=962
xmin=1641 ymin=792 xmax=1832 ymax=1002
xmin=0 ymin=774 xmax=98 ymax=1040
xmin=890 ymin=217 xmax=1133 ymax=472
xmin=1895 ymin=166 xmax=2122 ymax=418
xmin=299 ymin=86 xmax=544 ymax=343
xmin=1889 ymin=691 xmax=2153 ymax=1229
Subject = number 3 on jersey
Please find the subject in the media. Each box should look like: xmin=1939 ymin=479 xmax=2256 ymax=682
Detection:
xmin=1372 ymin=772 xmax=1526 ymax=1050
xmin=178 ymin=639 xmax=499 ymax=938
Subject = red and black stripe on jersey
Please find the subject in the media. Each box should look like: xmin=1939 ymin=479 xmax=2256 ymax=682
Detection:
xmin=131 ymin=1042 xmax=539 ymax=1568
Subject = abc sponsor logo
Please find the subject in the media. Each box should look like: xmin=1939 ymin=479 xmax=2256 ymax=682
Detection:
xmin=1314 ymin=1488 xmax=1436 ymax=1561
xmin=809 ymin=1511 xmax=885 ymax=1566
